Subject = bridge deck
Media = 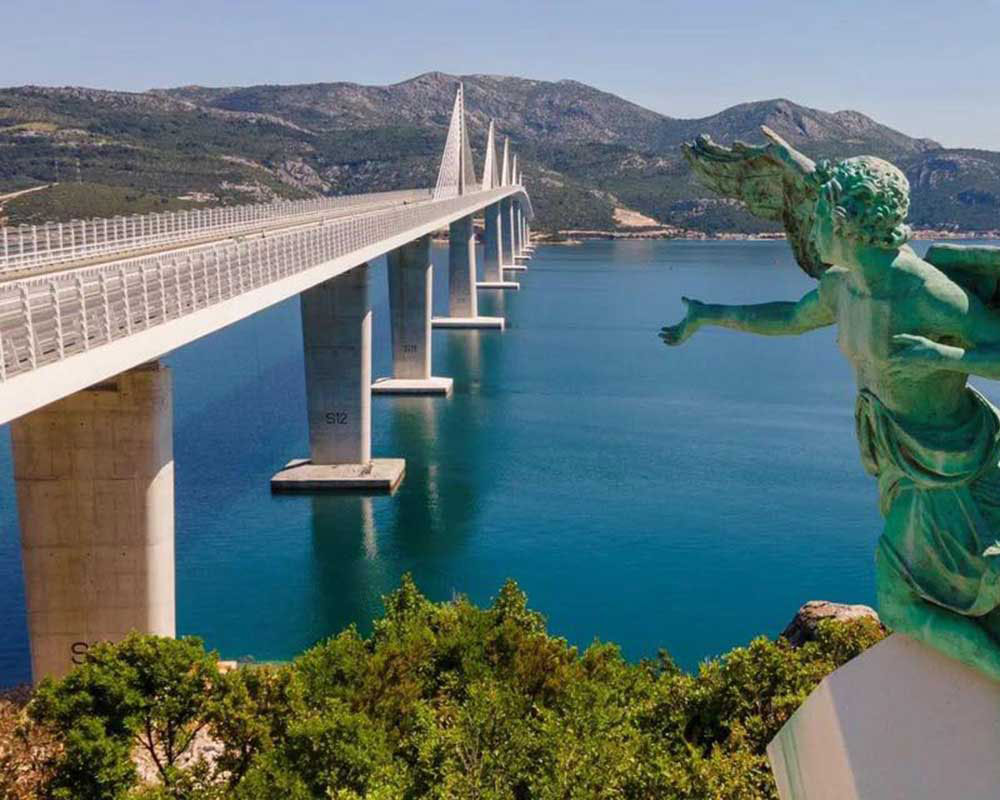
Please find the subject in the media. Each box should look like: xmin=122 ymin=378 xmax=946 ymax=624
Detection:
xmin=0 ymin=186 xmax=531 ymax=425
xmin=0 ymin=188 xmax=434 ymax=277
xmin=0 ymin=192 xmax=434 ymax=283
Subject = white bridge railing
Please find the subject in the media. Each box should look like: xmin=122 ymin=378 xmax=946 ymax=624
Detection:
xmin=0 ymin=187 xmax=516 ymax=383
xmin=0 ymin=188 xmax=433 ymax=274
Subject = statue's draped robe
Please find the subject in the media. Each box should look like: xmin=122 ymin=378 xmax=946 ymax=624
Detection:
xmin=857 ymin=387 xmax=1000 ymax=616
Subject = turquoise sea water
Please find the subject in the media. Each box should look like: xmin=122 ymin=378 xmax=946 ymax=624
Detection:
xmin=3 ymin=238 xmax=997 ymax=686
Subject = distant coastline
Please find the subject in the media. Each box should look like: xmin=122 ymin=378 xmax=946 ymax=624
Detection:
xmin=536 ymin=228 xmax=1000 ymax=246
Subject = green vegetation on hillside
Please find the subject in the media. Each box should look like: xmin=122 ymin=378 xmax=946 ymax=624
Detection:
xmin=2 ymin=183 xmax=208 ymax=225
xmin=2 ymin=76 xmax=996 ymax=233
xmin=1 ymin=577 xmax=885 ymax=799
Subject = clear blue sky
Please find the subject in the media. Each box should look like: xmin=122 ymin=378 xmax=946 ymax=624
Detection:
xmin=4 ymin=0 xmax=999 ymax=149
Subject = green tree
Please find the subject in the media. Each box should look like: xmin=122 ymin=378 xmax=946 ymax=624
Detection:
xmin=30 ymin=634 xmax=220 ymax=799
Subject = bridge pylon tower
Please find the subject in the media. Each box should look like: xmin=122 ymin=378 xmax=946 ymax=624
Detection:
xmin=434 ymin=83 xmax=478 ymax=199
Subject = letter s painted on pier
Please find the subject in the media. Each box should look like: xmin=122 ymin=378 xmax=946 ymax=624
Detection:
xmin=70 ymin=641 xmax=90 ymax=665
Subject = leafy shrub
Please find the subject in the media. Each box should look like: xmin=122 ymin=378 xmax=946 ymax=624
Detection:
xmin=16 ymin=577 xmax=885 ymax=799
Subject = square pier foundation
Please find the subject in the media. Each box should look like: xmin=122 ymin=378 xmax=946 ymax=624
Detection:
xmin=271 ymin=458 xmax=405 ymax=492
xmin=372 ymin=377 xmax=454 ymax=396
xmin=431 ymin=316 xmax=505 ymax=330
xmin=477 ymin=280 xmax=520 ymax=291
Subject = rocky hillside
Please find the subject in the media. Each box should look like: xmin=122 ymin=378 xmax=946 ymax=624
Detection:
xmin=1 ymin=73 xmax=997 ymax=233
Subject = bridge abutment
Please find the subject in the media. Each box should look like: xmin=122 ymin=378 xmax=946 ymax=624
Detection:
xmin=433 ymin=215 xmax=504 ymax=330
xmin=12 ymin=361 xmax=175 ymax=682
xmin=373 ymin=236 xmax=454 ymax=395
xmin=272 ymin=264 xmax=405 ymax=492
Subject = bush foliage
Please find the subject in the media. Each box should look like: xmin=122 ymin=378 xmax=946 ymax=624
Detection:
xmin=2 ymin=576 xmax=885 ymax=799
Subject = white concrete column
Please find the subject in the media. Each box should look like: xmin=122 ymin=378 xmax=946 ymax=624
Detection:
xmin=481 ymin=202 xmax=502 ymax=282
xmin=12 ymin=362 xmax=175 ymax=682
xmin=373 ymin=236 xmax=453 ymax=395
xmin=448 ymin=216 xmax=477 ymax=318
xmin=514 ymin=203 xmax=524 ymax=258
xmin=501 ymin=198 xmax=515 ymax=266
xmin=272 ymin=263 xmax=404 ymax=492
xmin=389 ymin=236 xmax=431 ymax=380
xmin=478 ymin=202 xmax=518 ymax=290
xmin=503 ymin=200 xmax=527 ymax=272
xmin=433 ymin=216 xmax=504 ymax=329
xmin=302 ymin=266 xmax=371 ymax=465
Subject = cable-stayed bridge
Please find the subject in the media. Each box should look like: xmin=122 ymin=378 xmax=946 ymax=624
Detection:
xmin=0 ymin=85 xmax=535 ymax=681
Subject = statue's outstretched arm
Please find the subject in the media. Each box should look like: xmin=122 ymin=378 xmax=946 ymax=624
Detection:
xmin=891 ymin=286 xmax=1000 ymax=379
xmin=892 ymin=335 xmax=1000 ymax=380
xmin=660 ymin=288 xmax=834 ymax=346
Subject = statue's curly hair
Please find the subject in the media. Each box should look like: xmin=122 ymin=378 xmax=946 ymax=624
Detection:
xmin=813 ymin=156 xmax=911 ymax=249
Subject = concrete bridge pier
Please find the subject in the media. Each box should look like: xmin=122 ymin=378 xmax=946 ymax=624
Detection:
xmin=373 ymin=236 xmax=454 ymax=396
xmin=513 ymin=205 xmax=529 ymax=265
xmin=273 ymin=263 xmax=405 ymax=492
xmin=477 ymin=201 xmax=519 ymax=291
xmin=503 ymin=198 xmax=527 ymax=273
xmin=513 ymin=205 xmax=522 ymax=255
xmin=11 ymin=361 xmax=175 ymax=682
xmin=517 ymin=207 xmax=532 ymax=261
xmin=433 ymin=215 xmax=504 ymax=330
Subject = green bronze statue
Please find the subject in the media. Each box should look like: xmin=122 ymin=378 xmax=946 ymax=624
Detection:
xmin=663 ymin=127 xmax=1000 ymax=680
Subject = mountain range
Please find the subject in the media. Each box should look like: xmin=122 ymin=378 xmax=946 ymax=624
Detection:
xmin=1 ymin=72 xmax=998 ymax=234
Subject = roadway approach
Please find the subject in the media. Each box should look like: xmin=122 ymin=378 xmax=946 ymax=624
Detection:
xmin=0 ymin=85 xmax=536 ymax=681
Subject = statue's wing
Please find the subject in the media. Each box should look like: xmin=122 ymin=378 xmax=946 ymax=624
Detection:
xmin=682 ymin=126 xmax=827 ymax=277
xmin=924 ymin=244 xmax=1000 ymax=308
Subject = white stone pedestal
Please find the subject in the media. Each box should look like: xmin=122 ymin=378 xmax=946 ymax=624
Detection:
xmin=768 ymin=633 xmax=1000 ymax=800
xmin=477 ymin=280 xmax=520 ymax=291
xmin=371 ymin=377 xmax=453 ymax=396
xmin=431 ymin=316 xmax=505 ymax=330
xmin=271 ymin=458 xmax=405 ymax=492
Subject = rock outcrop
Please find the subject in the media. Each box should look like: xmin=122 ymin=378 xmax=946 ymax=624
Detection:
xmin=781 ymin=600 xmax=884 ymax=647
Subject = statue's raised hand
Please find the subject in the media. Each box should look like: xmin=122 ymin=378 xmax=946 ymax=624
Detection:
xmin=660 ymin=297 xmax=705 ymax=346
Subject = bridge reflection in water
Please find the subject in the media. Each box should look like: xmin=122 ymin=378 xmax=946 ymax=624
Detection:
xmin=305 ymin=324 xmax=500 ymax=643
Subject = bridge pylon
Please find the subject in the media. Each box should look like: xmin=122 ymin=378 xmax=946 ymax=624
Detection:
xmin=500 ymin=137 xmax=510 ymax=187
xmin=477 ymin=121 xmax=514 ymax=289
xmin=481 ymin=120 xmax=498 ymax=191
xmin=430 ymin=95 xmax=511 ymax=324
xmin=434 ymin=84 xmax=478 ymax=199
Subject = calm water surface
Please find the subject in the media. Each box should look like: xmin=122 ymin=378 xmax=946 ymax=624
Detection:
xmin=3 ymin=238 xmax=996 ymax=685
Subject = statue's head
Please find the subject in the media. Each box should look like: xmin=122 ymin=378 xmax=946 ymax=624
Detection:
xmin=811 ymin=156 xmax=911 ymax=261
